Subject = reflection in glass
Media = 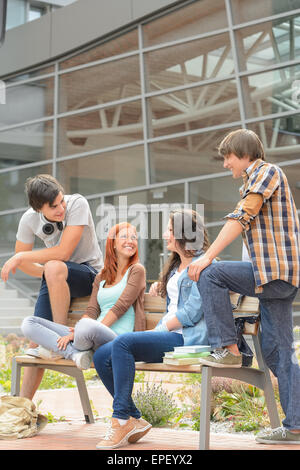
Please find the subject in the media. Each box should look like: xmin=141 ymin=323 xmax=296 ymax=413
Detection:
xmin=57 ymin=146 xmax=146 ymax=196
xmin=149 ymin=126 xmax=240 ymax=183
xmin=0 ymin=163 xmax=53 ymax=212
xmin=145 ymin=33 xmax=233 ymax=93
xmin=189 ymin=176 xmax=241 ymax=224
xmin=241 ymin=63 xmax=300 ymax=119
xmin=148 ymin=79 xmax=239 ymax=138
xmin=0 ymin=212 xmax=24 ymax=255
xmin=58 ymin=101 xmax=143 ymax=157
xmin=60 ymin=29 xmax=139 ymax=70
xmin=235 ymin=14 xmax=300 ymax=72
xmin=231 ymin=0 xmax=300 ymax=25
xmin=104 ymin=185 xmax=185 ymax=281
xmin=248 ymin=115 xmax=300 ymax=162
xmin=59 ymin=55 xmax=141 ymax=114
xmin=0 ymin=78 xmax=54 ymax=127
xmin=278 ymin=163 xmax=300 ymax=210
xmin=0 ymin=121 xmax=53 ymax=169
xmin=207 ymin=224 xmax=243 ymax=261
xmin=143 ymin=0 xmax=227 ymax=47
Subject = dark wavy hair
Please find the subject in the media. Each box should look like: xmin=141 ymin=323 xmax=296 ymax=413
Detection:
xmin=158 ymin=209 xmax=210 ymax=298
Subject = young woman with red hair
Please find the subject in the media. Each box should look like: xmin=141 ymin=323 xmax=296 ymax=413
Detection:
xmin=22 ymin=223 xmax=146 ymax=370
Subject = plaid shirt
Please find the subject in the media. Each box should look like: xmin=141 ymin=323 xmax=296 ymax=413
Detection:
xmin=225 ymin=159 xmax=300 ymax=292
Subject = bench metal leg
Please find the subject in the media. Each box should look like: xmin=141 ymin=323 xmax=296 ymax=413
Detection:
xmin=11 ymin=357 xmax=21 ymax=396
xmin=253 ymin=333 xmax=281 ymax=428
xmin=72 ymin=368 xmax=95 ymax=424
xmin=199 ymin=366 xmax=212 ymax=450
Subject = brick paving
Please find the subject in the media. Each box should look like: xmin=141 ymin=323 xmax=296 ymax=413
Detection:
xmin=0 ymin=386 xmax=299 ymax=451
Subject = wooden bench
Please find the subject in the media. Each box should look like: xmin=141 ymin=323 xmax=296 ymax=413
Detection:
xmin=11 ymin=293 xmax=280 ymax=450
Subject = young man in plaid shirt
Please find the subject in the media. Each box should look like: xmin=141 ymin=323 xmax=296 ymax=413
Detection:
xmin=189 ymin=129 xmax=300 ymax=444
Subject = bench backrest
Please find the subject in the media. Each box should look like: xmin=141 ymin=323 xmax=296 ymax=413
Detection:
xmin=67 ymin=292 xmax=260 ymax=335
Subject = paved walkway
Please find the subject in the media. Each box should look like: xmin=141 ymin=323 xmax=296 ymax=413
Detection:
xmin=0 ymin=386 xmax=299 ymax=451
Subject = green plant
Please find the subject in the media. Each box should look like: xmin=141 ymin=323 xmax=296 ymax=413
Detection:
xmin=212 ymin=385 xmax=270 ymax=432
xmin=132 ymin=382 xmax=178 ymax=427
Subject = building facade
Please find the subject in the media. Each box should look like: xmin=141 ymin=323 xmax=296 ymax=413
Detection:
xmin=0 ymin=0 xmax=300 ymax=296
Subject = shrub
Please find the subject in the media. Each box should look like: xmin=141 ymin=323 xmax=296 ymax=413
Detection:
xmin=132 ymin=382 xmax=178 ymax=427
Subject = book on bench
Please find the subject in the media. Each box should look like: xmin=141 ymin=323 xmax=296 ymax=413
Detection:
xmin=173 ymin=345 xmax=212 ymax=354
xmin=162 ymin=347 xmax=211 ymax=365
xmin=163 ymin=354 xmax=210 ymax=365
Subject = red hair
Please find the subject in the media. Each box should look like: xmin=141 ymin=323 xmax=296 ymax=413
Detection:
xmin=99 ymin=222 xmax=139 ymax=285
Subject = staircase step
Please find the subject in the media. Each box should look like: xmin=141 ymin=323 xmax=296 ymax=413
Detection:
xmin=0 ymin=317 xmax=28 ymax=326
xmin=0 ymin=326 xmax=23 ymax=336
xmin=0 ymin=307 xmax=34 ymax=317
xmin=0 ymin=288 xmax=19 ymax=299
xmin=0 ymin=298 xmax=31 ymax=307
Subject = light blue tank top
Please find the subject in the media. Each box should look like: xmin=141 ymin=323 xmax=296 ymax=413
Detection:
xmin=97 ymin=268 xmax=135 ymax=335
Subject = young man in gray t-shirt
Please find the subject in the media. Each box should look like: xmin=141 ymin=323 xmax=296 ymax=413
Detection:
xmin=1 ymin=174 xmax=103 ymax=399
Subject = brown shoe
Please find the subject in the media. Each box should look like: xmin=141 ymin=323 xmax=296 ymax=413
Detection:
xmin=128 ymin=417 xmax=152 ymax=443
xmin=96 ymin=418 xmax=136 ymax=449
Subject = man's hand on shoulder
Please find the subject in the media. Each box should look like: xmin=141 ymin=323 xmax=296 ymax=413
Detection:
xmin=188 ymin=254 xmax=212 ymax=282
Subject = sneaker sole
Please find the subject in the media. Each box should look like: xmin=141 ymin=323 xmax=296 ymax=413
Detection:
xmin=256 ymin=438 xmax=300 ymax=445
xmin=96 ymin=428 xmax=137 ymax=449
xmin=128 ymin=424 xmax=152 ymax=443
xmin=199 ymin=358 xmax=242 ymax=368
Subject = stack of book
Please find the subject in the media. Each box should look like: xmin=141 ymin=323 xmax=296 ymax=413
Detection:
xmin=163 ymin=345 xmax=212 ymax=365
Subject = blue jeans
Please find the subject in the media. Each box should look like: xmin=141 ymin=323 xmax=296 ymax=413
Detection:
xmin=34 ymin=261 xmax=97 ymax=321
xmin=198 ymin=261 xmax=300 ymax=430
xmin=93 ymin=331 xmax=183 ymax=420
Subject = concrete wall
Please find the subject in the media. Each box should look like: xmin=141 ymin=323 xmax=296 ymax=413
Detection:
xmin=0 ymin=0 xmax=184 ymax=77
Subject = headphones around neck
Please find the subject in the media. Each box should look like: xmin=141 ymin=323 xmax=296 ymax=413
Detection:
xmin=42 ymin=221 xmax=64 ymax=235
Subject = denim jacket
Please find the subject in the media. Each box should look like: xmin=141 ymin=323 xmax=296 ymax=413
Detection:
xmin=157 ymin=254 xmax=209 ymax=346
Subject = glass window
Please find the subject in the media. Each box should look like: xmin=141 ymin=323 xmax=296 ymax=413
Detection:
xmin=148 ymin=79 xmax=240 ymax=139
xmin=28 ymin=6 xmax=44 ymax=22
xmin=235 ymin=14 xmax=300 ymax=73
xmin=143 ymin=0 xmax=227 ymax=47
xmin=190 ymin=176 xmax=243 ymax=261
xmin=278 ymin=163 xmax=300 ymax=209
xmin=0 ymin=212 xmax=23 ymax=255
xmin=231 ymin=0 xmax=300 ymax=25
xmin=189 ymin=175 xmax=241 ymax=223
xmin=0 ymin=78 xmax=54 ymax=128
xmin=59 ymin=55 xmax=141 ymax=114
xmin=248 ymin=115 xmax=300 ymax=162
xmin=0 ymin=164 xmax=53 ymax=212
xmin=207 ymin=223 xmax=243 ymax=261
xmin=57 ymin=145 xmax=146 ymax=196
xmin=145 ymin=33 xmax=233 ymax=93
xmin=95 ymin=184 xmax=185 ymax=281
xmin=0 ymin=121 xmax=53 ymax=169
xmin=60 ymin=29 xmax=139 ymax=70
xmin=6 ymin=0 xmax=26 ymax=30
xmin=149 ymin=126 xmax=240 ymax=183
xmin=58 ymin=100 xmax=143 ymax=158
xmin=5 ymin=66 xmax=54 ymax=84
xmin=241 ymin=63 xmax=300 ymax=119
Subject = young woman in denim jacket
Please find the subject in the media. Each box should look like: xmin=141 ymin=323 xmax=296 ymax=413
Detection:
xmin=93 ymin=209 xmax=210 ymax=450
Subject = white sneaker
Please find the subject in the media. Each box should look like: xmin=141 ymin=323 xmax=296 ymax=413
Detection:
xmin=72 ymin=350 xmax=93 ymax=370
xmin=37 ymin=346 xmax=64 ymax=361
xmin=25 ymin=347 xmax=41 ymax=358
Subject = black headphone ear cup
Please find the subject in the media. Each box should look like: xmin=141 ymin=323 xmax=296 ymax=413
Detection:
xmin=42 ymin=223 xmax=54 ymax=235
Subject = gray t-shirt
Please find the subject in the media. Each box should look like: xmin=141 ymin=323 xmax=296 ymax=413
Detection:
xmin=16 ymin=194 xmax=103 ymax=272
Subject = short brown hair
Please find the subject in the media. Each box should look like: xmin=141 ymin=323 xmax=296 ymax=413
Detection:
xmin=25 ymin=174 xmax=65 ymax=211
xmin=218 ymin=129 xmax=265 ymax=161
